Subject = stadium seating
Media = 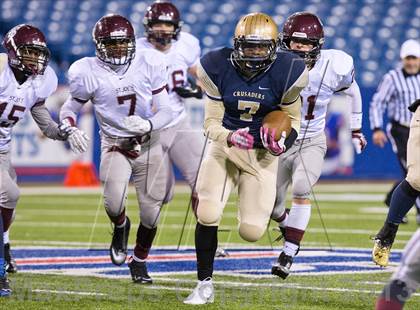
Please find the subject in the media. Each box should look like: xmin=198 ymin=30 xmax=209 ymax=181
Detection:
xmin=0 ymin=0 xmax=419 ymax=86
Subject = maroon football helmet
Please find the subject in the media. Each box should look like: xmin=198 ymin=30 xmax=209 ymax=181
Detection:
xmin=281 ymin=12 xmax=324 ymax=68
xmin=92 ymin=14 xmax=136 ymax=65
xmin=2 ymin=24 xmax=50 ymax=75
xmin=143 ymin=1 xmax=182 ymax=46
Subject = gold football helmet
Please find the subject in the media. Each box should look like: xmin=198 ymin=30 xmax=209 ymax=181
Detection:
xmin=233 ymin=13 xmax=279 ymax=74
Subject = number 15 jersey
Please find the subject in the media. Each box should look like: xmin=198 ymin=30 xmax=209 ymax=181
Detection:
xmin=67 ymin=48 xmax=168 ymax=138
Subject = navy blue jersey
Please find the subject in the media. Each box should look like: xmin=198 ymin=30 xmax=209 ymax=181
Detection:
xmin=200 ymin=47 xmax=306 ymax=148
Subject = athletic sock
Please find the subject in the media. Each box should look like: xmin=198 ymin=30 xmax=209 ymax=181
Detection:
xmin=375 ymin=280 xmax=409 ymax=310
xmin=284 ymin=203 xmax=311 ymax=250
xmin=0 ymin=207 xmax=14 ymax=232
xmin=107 ymin=208 xmax=126 ymax=226
xmin=415 ymin=197 xmax=420 ymax=214
xmin=116 ymin=218 xmax=127 ymax=229
xmin=387 ymin=180 xmax=420 ymax=224
xmin=195 ymin=223 xmax=218 ymax=281
xmin=133 ymin=223 xmax=157 ymax=260
xmin=3 ymin=230 xmax=9 ymax=244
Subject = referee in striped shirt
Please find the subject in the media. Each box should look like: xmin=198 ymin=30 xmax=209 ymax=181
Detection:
xmin=369 ymin=39 xmax=420 ymax=224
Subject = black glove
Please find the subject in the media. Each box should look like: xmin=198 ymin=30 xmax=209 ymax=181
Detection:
xmin=173 ymin=84 xmax=203 ymax=99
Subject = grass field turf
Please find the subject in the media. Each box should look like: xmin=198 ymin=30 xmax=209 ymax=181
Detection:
xmin=2 ymin=183 xmax=420 ymax=309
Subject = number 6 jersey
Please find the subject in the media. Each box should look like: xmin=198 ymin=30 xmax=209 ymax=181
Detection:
xmin=64 ymin=48 xmax=169 ymax=138
xmin=136 ymin=32 xmax=201 ymax=128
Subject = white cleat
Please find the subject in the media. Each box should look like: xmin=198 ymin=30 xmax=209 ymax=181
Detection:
xmin=183 ymin=278 xmax=214 ymax=305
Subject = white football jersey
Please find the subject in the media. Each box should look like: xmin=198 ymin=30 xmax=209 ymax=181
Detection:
xmin=67 ymin=48 xmax=168 ymax=138
xmin=298 ymin=49 xmax=354 ymax=139
xmin=0 ymin=55 xmax=58 ymax=152
xmin=136 ymin=32 xmax=201 ymax=128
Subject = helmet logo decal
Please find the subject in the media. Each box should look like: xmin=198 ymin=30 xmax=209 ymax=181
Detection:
xmin=110 ymin=30 xmax=127 ymax=37
xmin=292 ymin=32 xmax=308 ymax=38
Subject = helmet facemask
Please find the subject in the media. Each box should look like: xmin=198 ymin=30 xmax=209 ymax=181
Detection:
xmin=145 ymin=21 xmax=181 ymax=47
xmin=95 ymin=36 xmax=135 ymax=66
xmin=233 ymin=37 xmax=278 ymax=74
xmin=281 ymin=36 xmax=323 ymax=69
xmin=14 ymin=44 xmax=50 ymax=75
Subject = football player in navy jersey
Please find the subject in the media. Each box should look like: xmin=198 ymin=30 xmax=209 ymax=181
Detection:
xmin=183 ymin=13 xmax=308 ymax=305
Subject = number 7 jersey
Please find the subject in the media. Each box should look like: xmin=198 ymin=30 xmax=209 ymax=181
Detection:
xmin=66 ymin=48 xmax=168 ymax=138
xmin=299 ymin=49 xmax=354 ymax=139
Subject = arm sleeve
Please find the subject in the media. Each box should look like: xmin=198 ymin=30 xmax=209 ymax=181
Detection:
xmin=150 ymin=60 xmax=169 ymax=94
xmin=280 ymin=96 xmax=302 ymax=135
xmin=31 ymin=103 xmax=66 ymax=140
xmin=149 ymin=88 xmax=173 ymax=130
xmin=186 ymin=36 xmax=201 ymax=68
xmin=281 ymin=67 xmax=309 ymax=104
xmin=342 ymin=80 xmax=363 ymax=130
xmin=68 ymin=62 xmax=94 ymax=102
xmin=369 ymin=73 xmax=395 ymax=130
xmin=203 ymin=98 xmax=231 ymax=145
xmin=197 ymin=59 xmax=231 ymax=144
xmin=196 ymin=60 xmax=222 ymax=100
xmin=280 ymin=68 xmax=308 ymax=133
xmin=59 ymin=96 xmax=84 ymax=125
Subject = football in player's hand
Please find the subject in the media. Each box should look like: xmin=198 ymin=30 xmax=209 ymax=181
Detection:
xmin=262 ymin=111 xmax=292 ymax=141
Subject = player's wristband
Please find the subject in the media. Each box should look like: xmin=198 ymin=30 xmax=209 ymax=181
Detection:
xmin=283 ymin=128 xmax=298 ymax=151
xmin=350 ymin=113 xmax=362 ymax=131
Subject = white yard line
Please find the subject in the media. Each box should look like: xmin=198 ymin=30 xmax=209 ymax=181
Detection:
xmin=10 ymin=221 xmax=416 ymax=237
xmin=17 ymin=209 xmax=397 ymax=221
xmin=19 ymin=182 xmax=395 ymax=195
xmin=32 ymin=289 xmax=107 ymax=296
xmin=146 ymin=278 xmax=420 ymax=297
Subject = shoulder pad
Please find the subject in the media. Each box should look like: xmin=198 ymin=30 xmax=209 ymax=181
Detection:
xmin=0 ymin=53 xmax=8 ymax=74
xmin=178 ymin=32 xmax=200 ymax=48
xmin=68 ymin=57 xmax=93 ymax=79
xmin=34 ymin=66 xmax=58 ymax=99
xmin=200 ymin=47 xmax=231 ymax=74
xmin=325 ymin=49 xmax=354 ymax=76
xmin=135 ymin=37 xmax=150 ymax=49
xmin=137 ymin=48 xmax=166 ymax=68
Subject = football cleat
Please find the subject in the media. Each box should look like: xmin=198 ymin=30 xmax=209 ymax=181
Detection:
xmin=128 ymin=257 xmax=153 ymax=284
xmin=272 ymin=251 xmax=293 ymax=279
xmin=0 ymin=277 xmax=11 ymax=297
xmin=110 ymin=216 xmax=131 ymax=266
xmin=215 ymin=247 xmax=229 ymax=257
xmin=372 ymin=223 xmax=398 ymax=267
xmin=4 ymin=243 xmax=17 ymax=273
xmin=183 ymin=277 xmax=214 ymax=305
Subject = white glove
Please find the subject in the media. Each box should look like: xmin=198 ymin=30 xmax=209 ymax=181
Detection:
xmin=351 ymin=130 xmax=367 ymax=154
xmin=123 ymin=115 xmax=152 ymax=135
xmin=59 ymin=119 xmax=89 ymax=154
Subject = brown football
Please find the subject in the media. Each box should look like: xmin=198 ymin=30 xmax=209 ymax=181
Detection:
xmin=262 ymin=110 xmax=292 ymax=141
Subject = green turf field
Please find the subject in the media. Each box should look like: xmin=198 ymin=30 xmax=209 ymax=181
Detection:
xmin=2 ymin=183 xmax=420 ymax=309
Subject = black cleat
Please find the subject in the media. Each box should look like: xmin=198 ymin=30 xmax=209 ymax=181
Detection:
xmin=0 ymin=276 xmax=11 ymax=297
xmin=110 ymin=217 xmax=131 ymax=266
xmin=4 ymin=243 xmax=17 ymax=273
xmin=128 ymin=257 xmax=153 ymax=284
xmin=272 ymin=251 xmax=293 ymax=279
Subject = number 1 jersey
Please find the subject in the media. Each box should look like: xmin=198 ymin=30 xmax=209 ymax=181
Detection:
xmin=299 ymin=49 xmax=354 ymax=139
